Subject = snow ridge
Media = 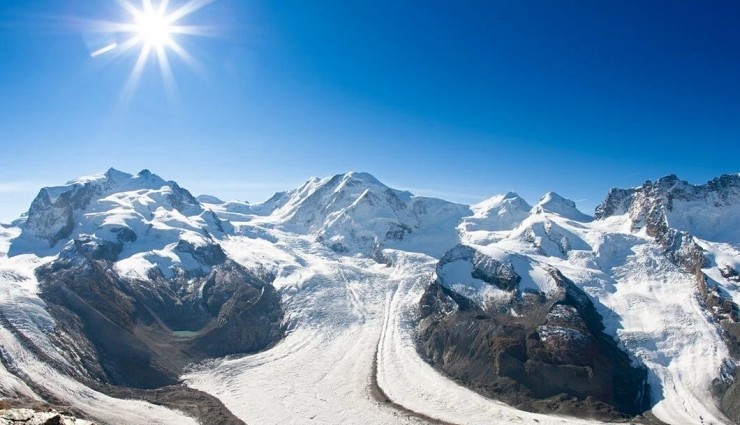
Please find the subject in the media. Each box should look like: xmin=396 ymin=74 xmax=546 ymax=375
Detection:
xmin=248 ymin=172 xmax=471 ymax=257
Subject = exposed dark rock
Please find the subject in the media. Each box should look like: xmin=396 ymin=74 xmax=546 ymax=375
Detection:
xmin=437 ymin=245 xmax=521 ymax=292
xmin=42 ymin=414 xmax=62 ymax=425
xmin=384 ymin=223 xmax=412 ymax=241
xmin=595 ymin=174 xmax=740 ymax=221
xmin=111 ymin=226 xmax=137 ymax=243
xmin=720 ymin=265 xmax=740 ymax=283
xmin=165 ymin=181 xmax=201 ymax=214
xmin=174 ymin=240 xmax=227 ymax=267
xmin=69 ymin=226 xmax=137 ymax=262
xmin=719 ymin=372 xmax=740 ymax=425
xmin=72 ymin=236 xmax=124 ymax=262
xmin=24 ymin=189 xmax=75 ymax=247
xmin=417 ymin=248 xmax=650 ymax=420
xmin=36 ymin=250 xmax=283 ymax=390
xmin=204 ymin=209 xmax=232 ymax=234
xmin=99 ymin=384 xmax=245 ymax=425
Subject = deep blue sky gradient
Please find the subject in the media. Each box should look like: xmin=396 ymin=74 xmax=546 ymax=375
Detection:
xmin=0 ymin=0 xmax=738 ymax=221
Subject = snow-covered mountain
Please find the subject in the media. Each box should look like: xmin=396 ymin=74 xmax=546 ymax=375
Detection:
xmin=596 ymin=174 xmax=740 ymax=243
xmin=13 ymin=168 xmax=234 ymax=278
xmin=0 ymin=168 xmax=282 ymax=422
xmin=419 ymin=173 xmax=739 ymax=423
xmin=0 ymin=169 xmax=738 ymax=425
xmin=420 ymin=244 xmax=650 ymax=418
xmin=460 ymin=192 xmax=531 ymax=245
xmin=208 ymin=171 xmax=471 ymax=257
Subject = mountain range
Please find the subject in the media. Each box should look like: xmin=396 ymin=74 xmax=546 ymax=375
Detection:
xmin=0 ymin=168 xmax=738 ymax=425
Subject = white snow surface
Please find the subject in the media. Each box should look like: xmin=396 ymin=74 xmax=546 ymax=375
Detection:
xmin=665 ymin=197 xmax=740 ymax=244
xmin=465 ymin=192 xmax=531 ymax=231
xmin=533 ymin=192 xmax=592 ymax=222
xmin=460 ymin=192 xmax=532 ymax=246
xmin=0 ymin=169 xmax=738 ymax=425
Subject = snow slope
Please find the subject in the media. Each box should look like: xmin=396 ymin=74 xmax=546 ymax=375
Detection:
xmin=460 ymin=192 xmax=531 ymax=245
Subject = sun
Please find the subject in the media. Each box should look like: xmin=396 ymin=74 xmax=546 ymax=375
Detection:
xmin=133 ymin=7 xmax=174 ymax=48
xmin=88 ymin=0 xmax=216 ymax=104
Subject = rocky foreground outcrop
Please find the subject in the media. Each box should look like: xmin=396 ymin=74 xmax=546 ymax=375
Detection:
xmin=0 ymin=405 xmax=93 ymax=425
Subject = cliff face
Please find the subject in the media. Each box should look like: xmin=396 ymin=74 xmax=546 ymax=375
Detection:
xmin=37 ymin=252 xmax=283 ymax=389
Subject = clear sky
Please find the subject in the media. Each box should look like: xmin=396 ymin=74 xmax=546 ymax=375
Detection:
xmin=1 ymin=0 xmax=739 ymax=222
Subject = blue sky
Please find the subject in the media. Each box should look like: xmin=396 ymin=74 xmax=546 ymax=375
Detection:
xmin=0 ymin=0 xmax=738 ymax=221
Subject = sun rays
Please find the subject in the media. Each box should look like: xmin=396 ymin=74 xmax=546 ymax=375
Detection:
xmin=88 ymin=0 xmax=216 ymax=105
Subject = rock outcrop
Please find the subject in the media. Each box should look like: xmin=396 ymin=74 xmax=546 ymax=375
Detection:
xmin=36 ymin=233 xmax=283 ymax=390
xmin=417 ymin=246 xmax=651 ymax=420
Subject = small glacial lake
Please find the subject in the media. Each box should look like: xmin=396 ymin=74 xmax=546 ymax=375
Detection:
xmin=172 ymin=330 xmax=199 ymax=338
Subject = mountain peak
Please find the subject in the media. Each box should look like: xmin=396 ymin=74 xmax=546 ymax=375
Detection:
xmin=656 ymin=174 xmax=679 ymax=183
xmin=63 ymin=168 xmax=169 ymax=190
xmin=106 ymin=167 xmax=127 ymax=175
xmin=19 ymin=168 xmax=202 ymax=247
xmin=597 ymin=173 xmax=740 ymax=219
xmin=342 ymin=171 xmax=382 ymax=185
xmin=319 ymin=172 xmax=391 ymax=196
xmin=244 ymin=171 xmax=466 ymax=255
xmin=534 ymin=192 xmax=590 ymax=221
xmin=473 ymin=192 xmax=530 ymax=214
xmin=463 ymin=192 xmax=531 ymax=233
xmin=537 ymin=191 xmax=566 ymax=203
xmin=595 ymin=173 xmax=740 ymax=242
